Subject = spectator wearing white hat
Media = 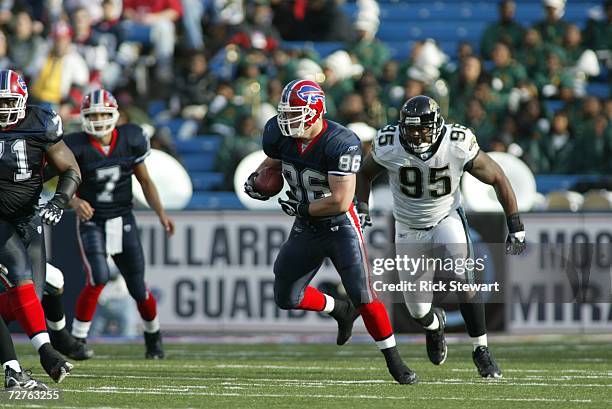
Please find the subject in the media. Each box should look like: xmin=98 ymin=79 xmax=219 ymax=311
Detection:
xmin=348 ymin=12 xmax=390 ymax=77
xmin=533 ymin=0 xmax=571 ymax=46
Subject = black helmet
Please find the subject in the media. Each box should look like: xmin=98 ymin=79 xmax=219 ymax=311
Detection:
xmin=399 ymin=95 xmax=445 ymax=154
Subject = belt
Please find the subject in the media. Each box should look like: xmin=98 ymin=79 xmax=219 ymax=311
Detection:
xmin=405 ymin=212 xmax=451 ymax=231
xmin=296 ymin=213 xmax=347 ymax=230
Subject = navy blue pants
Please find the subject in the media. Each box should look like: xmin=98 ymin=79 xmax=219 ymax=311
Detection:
xmin=77 ymin=212 xmax=147 ymax=302
xmin=0 ymin=217 xmax=46 ymax=298
xmin=273 ymin=211 xmax=374 ymax=309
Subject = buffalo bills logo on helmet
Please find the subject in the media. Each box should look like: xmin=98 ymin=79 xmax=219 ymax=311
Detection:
xmin=17 ymin=77 xmax=27 ymax=92
xmin=296 ymin=85 xmax=325 ymax=104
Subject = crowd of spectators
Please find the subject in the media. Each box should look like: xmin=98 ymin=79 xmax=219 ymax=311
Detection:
xmin=2 ymin=0 xmax=610 ymax=190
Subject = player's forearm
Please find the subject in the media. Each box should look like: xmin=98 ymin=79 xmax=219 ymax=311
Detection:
xmin=492 ymin=175 xmax=519 ymax=217
xmin=355 ymin=172 xmax=372 ymax=206
xmin=307 ymin=194 xmax=353 ymax=216
xmin=141 ymin=180 xmax=167 ymax=218
xmin=53 ymin=169 xmax=81 ymax=208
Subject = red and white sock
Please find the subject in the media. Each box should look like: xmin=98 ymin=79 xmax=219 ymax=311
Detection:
xmin=296 ymin=286 xmax=327 ymax=311
xmin=137 ymin=290 xmax=160 ymax=333
xmin=359 ymin=300 xmax=396 ymax=349
xmin=7 ymin=284 xmax=50 ymax=351
xmin=72 ymin=284 xmax=105 ymax=339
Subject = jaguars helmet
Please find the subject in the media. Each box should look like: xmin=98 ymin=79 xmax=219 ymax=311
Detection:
xmin=398 ymin=95 xmax=445 ymax=154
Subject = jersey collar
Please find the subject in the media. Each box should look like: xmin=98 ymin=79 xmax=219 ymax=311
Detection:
xmin=296 ymin=119 xmax=328 ymax=155
xmin=88 ymin=129 xmax=118 ymax=157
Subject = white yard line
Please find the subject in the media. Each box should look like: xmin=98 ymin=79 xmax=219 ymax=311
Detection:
xmin=58 ymin=388 xmax=607 ymax=404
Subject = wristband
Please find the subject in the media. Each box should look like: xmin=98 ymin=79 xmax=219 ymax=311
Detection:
xmin=507 ymin=213 xmax=524 ymax=233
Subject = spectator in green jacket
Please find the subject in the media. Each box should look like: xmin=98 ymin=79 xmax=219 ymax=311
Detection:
xmin=584 ymin=0 xmax=612 ymax=52
xmin=480 ymin=1 xmax=525 ymax=60
xmin=574 ymin=97 xmax=612 ymax=173
xmin=533 ymin=0 xmax=571 ymax=47
xmin=490 ymin=42 xmax=528 ymax=95
xmin=348 ymin=14 xmax=390 ymax=77
xmin=533 ymin=50 xmax=574 ymax=100
xmin=464 ymin=99 xmax=497 ymax=150
xmin=541 ymin=110 xmax=576 ymax=173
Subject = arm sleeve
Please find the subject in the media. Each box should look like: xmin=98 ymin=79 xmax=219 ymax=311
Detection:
xmin=262 ymin=118 xmax=280 ymax=159
xmin=130 ymin=125 xmax=151 ymax=164
xmin=327 ymin=133 xmax=362 ymax=176
xmin=44 ymin=110 xmax=64 ymax=147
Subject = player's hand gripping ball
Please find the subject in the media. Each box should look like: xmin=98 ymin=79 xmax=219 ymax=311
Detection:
xmin=244 ymin=167 xmax=283 ymax=200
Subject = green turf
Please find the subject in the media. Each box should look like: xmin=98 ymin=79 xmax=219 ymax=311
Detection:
xmin=1 ymin=337 xmax=610 ymax=409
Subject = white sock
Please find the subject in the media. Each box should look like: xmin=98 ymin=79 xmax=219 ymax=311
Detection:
xmin=3 ymin=360 xmax=21 ymax=373
xmin=472 ymin=334 xmax=488 ymax=351
xmin=71 ymin=319 xmax=92 ymax=339
xmin=322 ymin=294 xmax=335 ymax=313
xmin=424 ymin=314 xmax=439 ymax=331
xmin=31 ymin=333 xmax=51 ymax=351
xmin=376 ymin=334 xmax=396 ymax=350
xmin=143 ymin=316 xmax=160 ymax=334
xmin=46 ymin=316 xmax=66 ymax=331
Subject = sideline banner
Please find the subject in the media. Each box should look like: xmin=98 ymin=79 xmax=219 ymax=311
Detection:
xmin=135 ymin=211 xmax=391 ymax=332
xmin=506 ymin=214 xmax=612 ymax=333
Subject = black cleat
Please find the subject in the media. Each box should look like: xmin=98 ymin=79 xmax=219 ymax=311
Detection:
xmin=425 ymin=308 xmax=447 ymax=365
xmin=39 ymin=344 xmax=74 ymax=383
xmin=144 ymin=331 xmax=165 ymax=359
xmin=329 ymin=300 xmax=360 ymax=345
xmin=382 ymin=346 xmax=419 ymax=385
xmin=472 ymin=346 xmax=502 ymax=378
xmin=50 ymin=329 xmax=94 ymax=361
xmin=5 ymin=368 xmax=49 ymax=390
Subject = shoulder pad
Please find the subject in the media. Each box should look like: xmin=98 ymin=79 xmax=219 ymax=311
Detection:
xmin=29 ymin=105 xmax=63 ymax=144
xmin=448 ymin=124 xmax=479 ymax=159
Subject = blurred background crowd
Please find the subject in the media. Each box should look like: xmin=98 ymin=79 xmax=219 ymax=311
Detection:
xmin=2 ymin=0 xmax=611 ymax=206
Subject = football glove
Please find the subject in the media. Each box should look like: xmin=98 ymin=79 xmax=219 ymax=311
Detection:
xmin=357 ymin=202 xmax=372 ymax=230
xmin=244 ymin=171 xmax=269 ymax=201
xmin=505 ymin=213 xmax=525 ymax=255
xmin=39 ymin=199 xmax=64 ymax=226
xmin=278 ymin=191 xmax=309 ymax=217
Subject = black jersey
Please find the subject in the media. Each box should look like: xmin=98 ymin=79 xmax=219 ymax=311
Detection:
xmin=263 ymin=117 xmax=362 ymax=209
xmin=0 ymin=105 xmax=63 ymax=221
xmin=65 ymin=124 xmax=150 ymax=221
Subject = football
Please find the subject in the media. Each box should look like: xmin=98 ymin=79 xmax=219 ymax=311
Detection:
xmin=254 ymin=166 xmax=284 ymax=197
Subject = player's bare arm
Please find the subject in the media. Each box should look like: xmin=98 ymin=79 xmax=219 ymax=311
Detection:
xmin=134 ymin=162 xmax=175 ymax=236
xmin=355 ymin=153 xmax=385 ymax=228
xmin=355 ymin=152 xmax=385 ymax=206
xmin=41 ymin=140 xmax=82 ymax=226
xmin=467 ymin=150 xmax=525 ymax=254
xmin=308 ymin=173 xmax=355 ymax=216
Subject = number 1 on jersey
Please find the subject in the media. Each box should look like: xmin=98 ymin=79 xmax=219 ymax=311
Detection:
xmin=0 ymin=139 xmax=32 ymax=181
xmin=96 ymin=165 xmax=120 ymax=202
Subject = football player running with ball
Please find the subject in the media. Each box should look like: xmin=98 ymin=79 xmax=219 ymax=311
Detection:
xmin=356 ymin=95 xmax=526 ymax=378
xmin=66 ymin=89 xmax=175 ymax=359
xmin=245 ymin=79 xmax=417 ymax=384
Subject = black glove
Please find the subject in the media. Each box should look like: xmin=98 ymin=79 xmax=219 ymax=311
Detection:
xmin=357 ymin=202 xmax=372 ymax=230
xmin=505 ymin=213 xmax=526 ymax=255
xmin=244 ymin=172 xmax=269 ymax=201
xmin=278 ymin=191 xmax=309 ymax=217
xmin=39 ymin=199 xmax=64 ymax=226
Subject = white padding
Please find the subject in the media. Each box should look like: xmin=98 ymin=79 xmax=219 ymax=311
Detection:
xmin=45 ymin=263 xmax=64 ymax=290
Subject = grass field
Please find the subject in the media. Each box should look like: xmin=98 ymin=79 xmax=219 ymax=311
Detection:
xmin=1 ymin=335 xmax=610 ymax=409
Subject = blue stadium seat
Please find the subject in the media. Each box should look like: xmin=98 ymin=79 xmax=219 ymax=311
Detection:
xmin=181 ymin=153 xmax=217 ymax=172
xmin=190 ymin=172 xmax=225 ymax=191
xmin=155 ymin=118 xmax=186 ymax=137
xmin=175 ymin=136 xmax=223 ymax=154
xmin=148 ymin=100 xmax=167 ymax=118
xmin=543 ymin=99 xmax=565 ymax=115
xmin=586 ymin=82 xmax=610 ymax=99
xmin=281 ymin=41 xmax=345 ymax=58
xmin=187 ymin=192 xmax=245 ymax=209
xmin=377 ymin=21 xmax=487 ymax=42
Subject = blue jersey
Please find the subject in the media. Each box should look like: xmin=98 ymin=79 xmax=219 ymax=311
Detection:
xmin=0 ymin=105 xmax=63 ymax=220
xmin=65 ymin=124 xmax=150 ymax=221
xmin=263 ymin=117 xmax=362 ymax=211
